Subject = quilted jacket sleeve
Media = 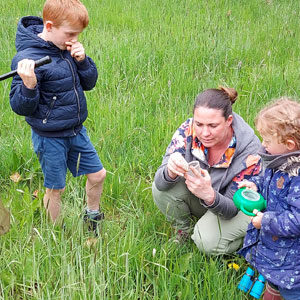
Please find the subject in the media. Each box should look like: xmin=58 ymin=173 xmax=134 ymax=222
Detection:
xmin=9 ymin=55 xmax=40 ymax=116
xmin=74 ymin=56 xmax=98 ymax=91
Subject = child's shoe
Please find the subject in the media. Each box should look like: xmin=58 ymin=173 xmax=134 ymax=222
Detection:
xmin=263 ymin=282 xmax=283 ymax=300
xmin=83 ymin=209 xmax=104 ymax=236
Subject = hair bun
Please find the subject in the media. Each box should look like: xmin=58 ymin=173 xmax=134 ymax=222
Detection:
xmin=219 ymin=86 xmax=238 ymax=104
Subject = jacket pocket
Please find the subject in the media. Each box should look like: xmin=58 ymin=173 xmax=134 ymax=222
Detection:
xmin=43 ymin=95 xmax=57 ymax=124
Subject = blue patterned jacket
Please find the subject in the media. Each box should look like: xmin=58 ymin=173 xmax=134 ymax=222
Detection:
xmin=239 ymin=149 xmax=300 ymax=289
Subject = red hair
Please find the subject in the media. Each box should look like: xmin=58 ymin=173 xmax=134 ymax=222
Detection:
xmin=43 ymin=0 xmax=89 ymax=29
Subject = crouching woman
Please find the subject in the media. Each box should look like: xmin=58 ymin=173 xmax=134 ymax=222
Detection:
xmin=152 ymin=86 xmax=261 ymax=254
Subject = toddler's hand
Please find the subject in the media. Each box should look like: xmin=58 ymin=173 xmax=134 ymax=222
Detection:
xmin=251 ymin=209 xmax=263 ymax=229
xmin=167 ymin=152 xmax=189 ymax=179
xmin=238 ymin=180 xmax=258 ymax=191
xmin=65 ymin=40 xmax=86 ymax=61
xmin=17 ymin=59 xmax=37 ymax=89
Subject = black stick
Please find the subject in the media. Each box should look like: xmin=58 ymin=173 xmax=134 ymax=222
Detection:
xmin=0 ymin=56 xmax=52 ymax=81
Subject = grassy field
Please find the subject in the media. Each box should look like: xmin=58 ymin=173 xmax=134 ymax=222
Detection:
xmin=1 ymin=0 xmax=300 ymax=299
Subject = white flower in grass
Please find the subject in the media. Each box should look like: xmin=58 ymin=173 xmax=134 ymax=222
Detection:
xmin=152 ymin=248 xmax=156 ymax=257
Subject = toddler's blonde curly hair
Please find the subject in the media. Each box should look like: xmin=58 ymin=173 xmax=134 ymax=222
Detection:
xmin=255 ymin=97 xmax=300 ymax=149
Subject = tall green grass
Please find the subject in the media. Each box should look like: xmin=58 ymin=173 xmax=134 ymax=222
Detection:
xmin=1 ymin=0 xmax=300 ymax=298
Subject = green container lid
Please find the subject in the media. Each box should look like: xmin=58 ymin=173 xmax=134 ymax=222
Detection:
xmin=233 ymin=187 xmax=266 ymax=216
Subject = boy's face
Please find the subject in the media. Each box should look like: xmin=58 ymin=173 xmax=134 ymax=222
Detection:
xmin=47 ymin=21 xmax=83 ymax=50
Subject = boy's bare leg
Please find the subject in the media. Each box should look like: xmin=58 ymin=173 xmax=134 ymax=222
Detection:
xmin=43 ymin=188 xmax=65 ymax=222
xmin=86 ymin=169 xmax=106 ymax=209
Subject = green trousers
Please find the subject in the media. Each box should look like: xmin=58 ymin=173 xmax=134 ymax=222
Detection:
xmin=152 ymin=180 xmax=250 ymax=255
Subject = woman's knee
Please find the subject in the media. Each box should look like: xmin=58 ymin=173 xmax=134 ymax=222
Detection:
xmin=192 ymin=225 xmax=222 ymax=254
xmin=192 ymin=224 xmax=242 ymax=255
xmin=152 ymin=182 xmax=162 ymax=204
xmin=152 ymin=182 xmax=177 ymax=216
xmin=152 ymin=181 xmax=188 ymax=202
xmin=152 ymin=182 xmax=176 ymax=208
xmin=152 ymin=182 xmax=167 ymax=214
xmin=192 ymin=227 xmax=210 ymax=254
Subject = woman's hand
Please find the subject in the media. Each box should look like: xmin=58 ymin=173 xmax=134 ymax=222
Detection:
xmin=184 ymin=166 xmax=215 ymax=205
xmin=251 ymin=209 xmax=263 ymax=229
xmin=167 ymin=152 xmax=189 ymax=179
xmin=238 ymin=180 xmax=258 ymax=192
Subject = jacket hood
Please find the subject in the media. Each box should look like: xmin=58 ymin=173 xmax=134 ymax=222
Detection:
xmin=15 ymin=16 xmax=52 ymax=52
xmin=232 ymin=112 xmax=260 ymax=156
xmin=259 ymin=147 xmax=300 ymax=176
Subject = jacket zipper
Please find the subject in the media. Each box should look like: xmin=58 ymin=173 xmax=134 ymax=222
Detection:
xmin=43 ymin=96 xmax=57 ymax=124
xmin=60 ymin=52 xmax=81 ymax=132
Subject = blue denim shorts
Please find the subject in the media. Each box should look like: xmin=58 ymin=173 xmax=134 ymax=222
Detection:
xmin=32 ymin=126 xmax=103 ymax=189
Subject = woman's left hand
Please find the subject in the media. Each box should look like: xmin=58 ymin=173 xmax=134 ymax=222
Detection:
xmin=184 ymin=166 xmax=215 ymax=205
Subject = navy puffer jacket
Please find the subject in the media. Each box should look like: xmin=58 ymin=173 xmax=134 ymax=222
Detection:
xmin=9 ymin=16 xmax=98 ymax=137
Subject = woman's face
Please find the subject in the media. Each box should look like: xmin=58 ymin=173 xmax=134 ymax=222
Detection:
xmin=193 ymin=107 xmax=233 ymax=148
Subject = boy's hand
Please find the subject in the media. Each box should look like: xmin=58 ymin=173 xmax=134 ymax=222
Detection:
xmin=251 ymin=209 xmax=263 ymax=229
xmin=65 ymin=40 xmax=86 ymax=61
xmin=17 ymin=59 xmax=37 ymax=89
xmin=238 ymin=180 xmax=258 ymax=191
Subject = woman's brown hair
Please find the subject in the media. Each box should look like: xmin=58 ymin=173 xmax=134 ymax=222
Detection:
xmin=193 ymin=86 xmax=237 ymax=119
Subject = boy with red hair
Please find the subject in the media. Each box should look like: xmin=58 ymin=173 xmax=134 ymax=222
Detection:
xmin=9 ymin=0 xmax=106 ymax=235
